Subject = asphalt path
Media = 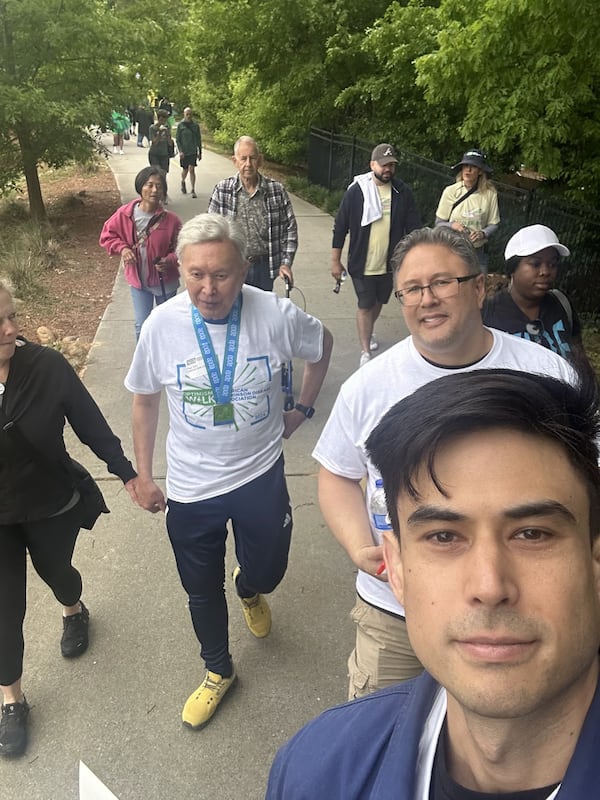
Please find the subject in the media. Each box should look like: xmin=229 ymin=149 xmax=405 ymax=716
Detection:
xmin=1 ymin=134 xmax=409 ymax=799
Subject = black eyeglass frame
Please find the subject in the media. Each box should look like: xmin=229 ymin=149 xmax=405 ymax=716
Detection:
xmin=394 ymin=273 xmax=479 ymax=306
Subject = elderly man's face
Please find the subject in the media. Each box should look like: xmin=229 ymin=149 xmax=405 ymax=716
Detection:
xmin=233 ymin=141 xmax=261 ymax=183
xmin=180 ymin=239 xmax=248 ymax=320
xmin=383 ymin=428 xmax=600 ymax=724
xmin=183 ymin=108 xmax=193 ymax=121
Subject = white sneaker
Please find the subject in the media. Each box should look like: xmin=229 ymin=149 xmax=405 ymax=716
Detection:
xmin=113 ymin=147 xmax=118 ymax=154
xmin=369 ymin=335 xmax=379 ymax=351
xmin=359 ymin=351 xmax=371 ymax=368
xmin=119 ymin=149 xmax=124 ymax=154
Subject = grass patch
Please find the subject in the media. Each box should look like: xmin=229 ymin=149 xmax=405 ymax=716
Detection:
xmin=286 ymin=177 xmax=343 ymax=216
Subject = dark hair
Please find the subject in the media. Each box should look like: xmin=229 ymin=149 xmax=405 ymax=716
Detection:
xmin=366 ymin=369 xmax=600 ymax=539
xmin=134 ymin=166 xmax=167 ymax=196
xmin=391 ymin=226 xmax=481 ymax=277
xmin=504 ymin=255 xmax=521 ymax=276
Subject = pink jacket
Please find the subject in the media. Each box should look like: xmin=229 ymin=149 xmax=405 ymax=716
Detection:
xmin=99 ymin=200 xmax=181 ymax=289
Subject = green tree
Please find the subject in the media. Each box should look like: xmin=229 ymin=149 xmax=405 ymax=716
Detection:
xmin=0 ymin=0 xmax=146 ymax=220
xmin=416 ymin=0 xmax=600 ymax=202
xmin=327 ymin=0 xmax=463 ymax=159
xmin=183 ymin=0 xmax=392 ymax=162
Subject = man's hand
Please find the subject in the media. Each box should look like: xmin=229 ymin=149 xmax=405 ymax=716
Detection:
xmin=351 ymin=542 xmax=388 ymax=581
xmin=132 ymin=475 xmax=166 ymax=513
xmin=282 ymin=408 xmax=304 ymax=439
xmin=331 ymin=260 xmax=345 ymax=281
xmin=278 ymin=264 xmax=294 ymax=287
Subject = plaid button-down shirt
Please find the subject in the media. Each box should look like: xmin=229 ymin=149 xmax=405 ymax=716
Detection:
xmin=209 ymin=174 xmax=298 ymax=278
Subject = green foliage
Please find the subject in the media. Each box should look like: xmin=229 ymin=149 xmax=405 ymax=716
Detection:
xmin=286 ymin=177 xmax=344 ymax=217
xmin=416 ymin=0 xmax=600 ymax=202
xmin=0 ymin=0 xmax=162 ymax=218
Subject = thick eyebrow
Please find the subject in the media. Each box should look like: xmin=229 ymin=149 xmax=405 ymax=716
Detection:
xmin=406 ymin=500 xmax=576 ymax=526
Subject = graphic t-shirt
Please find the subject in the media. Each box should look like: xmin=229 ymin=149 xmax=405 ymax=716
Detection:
xmin=125 ymin=286 xmax=323 ymax=501
xmin=482 ymin=289 xmax=580 ymax=362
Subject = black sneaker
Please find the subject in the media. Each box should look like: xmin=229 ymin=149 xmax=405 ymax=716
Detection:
xmin=191 ymin=190 xmax=197 ymax=199
xmin=61 ymin=601 xmax=90 ymax=658
xmin=181 ymin=181 xmax=187 ymax=194
xmin=0 ymin=697 xmax=29 ymax=757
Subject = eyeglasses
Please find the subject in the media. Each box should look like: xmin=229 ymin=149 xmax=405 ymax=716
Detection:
xmin=394 ymin=274 xmax=479 ymax=306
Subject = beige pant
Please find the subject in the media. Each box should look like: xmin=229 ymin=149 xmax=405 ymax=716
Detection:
xmin=347 ymin=595 xmax=424 ymax=699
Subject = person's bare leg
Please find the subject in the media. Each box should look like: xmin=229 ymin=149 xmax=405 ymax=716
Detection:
xmin=357 ymin=303 xmax=382 ymax=353
xmin=188 ymin=165 xmax=196 ymax=192
xmin=1 ymin=679 xmax=23 ymax=705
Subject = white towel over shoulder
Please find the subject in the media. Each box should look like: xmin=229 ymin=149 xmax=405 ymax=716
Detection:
xmin=352 ymin=172 xmax=382 ymax=227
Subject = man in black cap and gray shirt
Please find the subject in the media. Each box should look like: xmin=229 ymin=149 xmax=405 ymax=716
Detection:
xmin=331 ymin=143 xmax=421 ymax=368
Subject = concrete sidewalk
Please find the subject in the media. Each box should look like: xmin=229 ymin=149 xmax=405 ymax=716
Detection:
xmin=1 ymin=135 xmax=409 ymax=799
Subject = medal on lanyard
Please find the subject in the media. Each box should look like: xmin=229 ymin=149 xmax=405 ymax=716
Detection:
xmin=191 ymin=296 xmax=242 ymax=426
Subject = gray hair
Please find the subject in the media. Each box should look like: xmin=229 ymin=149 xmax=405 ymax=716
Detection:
xmin=233 ymin=135 xmax=260 ymax=156
xmin=0 ymin=275 xmax=17 ymax=301
xmin=176 ymin=213 xmax=248 ymax=263
xmin=391 ymin=226 xmax=481 ymax=276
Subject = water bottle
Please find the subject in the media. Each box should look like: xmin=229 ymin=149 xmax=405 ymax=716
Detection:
xmin=370 ymin=479 xmax=391 ymax=532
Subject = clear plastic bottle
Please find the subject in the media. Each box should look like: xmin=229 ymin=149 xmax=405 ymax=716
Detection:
xmin=370 ymin=478 xmax=391 ymax=531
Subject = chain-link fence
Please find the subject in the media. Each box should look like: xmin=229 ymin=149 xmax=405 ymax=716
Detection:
xmin=308 ymin=128 xmax=600 ymax=315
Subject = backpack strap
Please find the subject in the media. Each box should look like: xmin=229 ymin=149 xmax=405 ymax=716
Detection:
xmin=550 ymin=289 xmax=573 ymax=333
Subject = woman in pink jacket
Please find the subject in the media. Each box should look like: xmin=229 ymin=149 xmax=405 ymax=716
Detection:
xmin=100 ymin=166 xmax=182 ymax=339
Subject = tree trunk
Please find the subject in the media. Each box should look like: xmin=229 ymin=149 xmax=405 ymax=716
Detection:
xmin=17 ymin=130 xmax=47 ymax=222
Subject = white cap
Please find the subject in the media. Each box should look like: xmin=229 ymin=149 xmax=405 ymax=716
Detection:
xmin=504 ymin=225 xmax=570 ymax=260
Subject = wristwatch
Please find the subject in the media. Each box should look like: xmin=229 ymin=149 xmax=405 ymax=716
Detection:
xmin=294 ymin=402 xmax=315 ymax=419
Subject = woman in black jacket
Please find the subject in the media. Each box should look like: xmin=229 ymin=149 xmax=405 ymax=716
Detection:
xmin=0 ymin=279 xmax=137 ymax=758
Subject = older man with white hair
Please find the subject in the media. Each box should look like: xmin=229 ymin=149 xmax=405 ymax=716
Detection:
xmin=125 ymin=213 xmax=332 ymax=729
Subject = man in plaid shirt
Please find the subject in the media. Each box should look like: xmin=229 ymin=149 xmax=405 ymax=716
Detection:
xmin=208 ymin=136 xmax=298 ymax=291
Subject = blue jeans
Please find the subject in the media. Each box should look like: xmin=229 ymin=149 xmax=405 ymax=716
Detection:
xmin=130 ymin=286 xmax=177 ymax=340
xmin=165 ymin=455 xmax=292 ymax=676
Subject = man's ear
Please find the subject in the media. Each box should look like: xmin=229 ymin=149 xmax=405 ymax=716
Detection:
xmin=382 ymin=529 xmax=404 ymax=607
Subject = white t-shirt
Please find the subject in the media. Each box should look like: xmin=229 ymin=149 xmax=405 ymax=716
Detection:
xmin=125 ymin=286 xmax=323 ymax=501
xmin=313 ymin=329 xmax=574 ymax=615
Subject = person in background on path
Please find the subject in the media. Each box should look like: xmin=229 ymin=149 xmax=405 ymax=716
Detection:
xmin=110 ymin=110 xmax=129 ymax=155
xmin=435 ymin=148 xmax=499 ymax=274
xmin=331 ymin=143 xmax=421 ymax=368
xmin=268 ymin=368 xmax=600 ymax=798
xmin=136 ymin=104 xmax=154 ymax=148
xmin=0 ymin=278 xmax=137 ymax=758
xmin=176 ymin=107 xmax=202 ymax=199
xmin=148 ymin=110 xmax=174 ymax=200
xmin=483 ymin=224 xmax=585 ymax=364
xmin=125 ymin=213 xmax=332 ymax=730
xmin=99 ymin=166 xmax=181 ymax=340
xmin=314 ymin=226 xmax=573 ymax=701
xmin=208 ymin=136 xmax=298 ymax=291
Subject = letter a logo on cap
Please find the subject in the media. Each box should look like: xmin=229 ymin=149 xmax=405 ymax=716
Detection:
xmin=384 ymin=147 xmax=393 ymax=157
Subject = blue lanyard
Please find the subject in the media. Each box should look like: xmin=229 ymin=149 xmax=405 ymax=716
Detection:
xmin=191 ymin=295 xmax=242 ymax=404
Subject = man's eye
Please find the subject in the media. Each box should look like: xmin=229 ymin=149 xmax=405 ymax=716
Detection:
xmin=432 ymin=279 xmax=453 ymax=288
xmin=427 ymin=531 xmax=457 ymax=544
xmin=515 ymin=528 xmax=548 ymax=541
xmin=403 ymin=286 xmax=421 ymax=296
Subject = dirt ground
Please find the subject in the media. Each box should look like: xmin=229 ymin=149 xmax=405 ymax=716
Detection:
xmin=17 ymin=162 xmax=121 ymax=344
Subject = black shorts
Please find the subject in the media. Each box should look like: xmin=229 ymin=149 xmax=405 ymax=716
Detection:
xmin=351 ymin=273 xmax=393 ymax=309
xmin=180 ymin=154 xmax=198 ymax=169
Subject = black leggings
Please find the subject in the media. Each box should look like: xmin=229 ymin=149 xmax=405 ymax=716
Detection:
xmin=0 ymin=503 xmax=83 ymax=685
